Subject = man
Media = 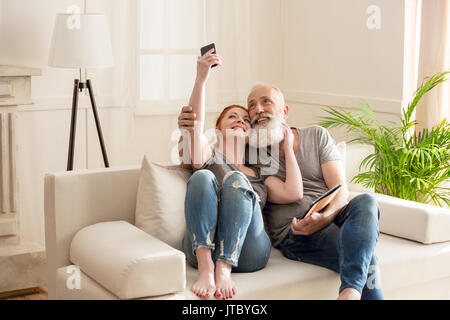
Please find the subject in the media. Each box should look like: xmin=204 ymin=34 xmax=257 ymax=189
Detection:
xmin=177 ymin=84 xmax=383 ymax=300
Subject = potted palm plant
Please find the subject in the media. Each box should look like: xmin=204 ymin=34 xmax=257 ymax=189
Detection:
xmin=318 ymin=70 xmax=450 ymax=207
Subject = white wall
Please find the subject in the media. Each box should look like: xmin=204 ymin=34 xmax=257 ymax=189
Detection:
xmin=282 ymin=0 xmax=405 ymax=102
xmin=280 ymin=0 xmax=407 ymax=142
xmin=0 ymin=0 xmax=412 ymax=246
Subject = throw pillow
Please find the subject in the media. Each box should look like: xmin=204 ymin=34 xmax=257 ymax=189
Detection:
xmin=135 ymin=155 xmax=192 ymax=250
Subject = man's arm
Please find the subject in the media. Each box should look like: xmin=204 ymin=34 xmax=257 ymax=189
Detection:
xmin=319 ymin=159 xmax=349 ymax=222
xmin=178 ymin=136 xmax=192 ymax=169
xmin=291 ymin=159 xmax=348 ymax=236
xmin=177 ymin=106 xmax=196 ymax=169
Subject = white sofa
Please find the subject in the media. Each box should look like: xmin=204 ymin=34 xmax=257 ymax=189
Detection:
xmin=44 ymin=160 xmax=450 ymax=300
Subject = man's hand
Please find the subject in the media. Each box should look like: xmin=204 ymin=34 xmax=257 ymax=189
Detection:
xmin=290 ymin=212 xmax=331 ymax=236
xmin=178 ymin=106 xmax=197 ymax=168
xmin=178 ymin=106 xmax=196 ymax=131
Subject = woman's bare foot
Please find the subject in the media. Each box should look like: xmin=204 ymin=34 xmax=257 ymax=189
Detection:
xmin=337 ymin=288 xmax=361 ymax=300
xmin=192 ymin=247 xmax=216 ymax=299
xmin=214 ymin=260 xmax=237 ymax=300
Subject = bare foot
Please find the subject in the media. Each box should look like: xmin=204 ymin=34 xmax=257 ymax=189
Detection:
xmin=192 ymin=247 xmax=215 ymax=299
xmin=214 ymin=260 xmax=237 ymax=300
xmin=337 ymin=288 xmax=361 ymax=300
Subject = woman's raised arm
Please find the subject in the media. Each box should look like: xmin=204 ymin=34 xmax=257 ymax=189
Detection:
xmin=184 ymin=49 xmax=222 ymax=168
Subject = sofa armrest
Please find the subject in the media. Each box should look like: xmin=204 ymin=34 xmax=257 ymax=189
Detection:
xmin=375 ymin=193 xmax=450 ymax=244
xmin=349 ymin=191 xmax=450 ymax=244
xmin=44 ymin=165 xmax=141 ymax=299
xmin=70 ymin=221 xmax=186 ymax=299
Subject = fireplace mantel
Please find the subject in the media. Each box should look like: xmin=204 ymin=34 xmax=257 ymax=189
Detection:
xmin=0 ymin=65 xmax=45 ymax=296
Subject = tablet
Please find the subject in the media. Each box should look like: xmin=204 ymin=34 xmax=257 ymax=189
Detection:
xmin=302 ymin=184 xmax=342 ymax=219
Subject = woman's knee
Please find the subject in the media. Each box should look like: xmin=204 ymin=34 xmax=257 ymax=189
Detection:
xmin=188 ymin=169 xmax=217 ymax=188
xmin=220 ymin=171 xmax=256 ymax=207
xmin=185 ymin=170 xmax=218 ymax=207
xmin=222 ymin=171 xmax=251 ymax=189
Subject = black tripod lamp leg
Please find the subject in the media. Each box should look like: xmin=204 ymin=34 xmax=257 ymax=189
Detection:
xmin=67 ymin=79 xmax=79 ymax=171
xmin=86 ymin=79 xmax=110 ymax=168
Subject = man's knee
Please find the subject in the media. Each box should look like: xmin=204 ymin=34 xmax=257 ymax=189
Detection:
xmin=352 ymin=193 xmax=380 ymax=221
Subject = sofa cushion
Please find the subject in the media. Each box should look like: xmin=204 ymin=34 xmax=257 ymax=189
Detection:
xmin=216 ymin=233 xmax=450 ymax=299
xmin=60 ymin=233 xmax=450 ymax=299
xmin=349 ymin=191 xmax=450 ymax=244
xmin=69 ymin=221 xmax=186 ymax=299
xmin=371 ymin=193 xmax=450 ymax=244
xmin=135 ymin=155 xmax=191 ymax=250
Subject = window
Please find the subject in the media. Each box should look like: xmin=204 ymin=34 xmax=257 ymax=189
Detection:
xmin=136 ymin=0 xmax=206 ymax=115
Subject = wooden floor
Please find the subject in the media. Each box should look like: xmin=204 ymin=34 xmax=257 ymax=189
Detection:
xmin=0 ymin=287 xmax=48 ymax=300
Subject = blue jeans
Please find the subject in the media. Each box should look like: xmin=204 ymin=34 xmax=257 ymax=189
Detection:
xmin=277 ymin=193 xmax=384 ymax=300
xmin=182 ymin=169 xmax=271 ymax=272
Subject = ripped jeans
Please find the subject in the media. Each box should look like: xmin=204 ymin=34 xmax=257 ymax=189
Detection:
xmin=182 ymin=169 xmax=271 ymax=272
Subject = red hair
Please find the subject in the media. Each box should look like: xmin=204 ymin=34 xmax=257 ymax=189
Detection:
xmin=215 ymin=105 xmax=249 ymax=129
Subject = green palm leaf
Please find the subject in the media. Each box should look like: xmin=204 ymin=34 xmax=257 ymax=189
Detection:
xmin=317 ymin=70 xmax=450 ymax=207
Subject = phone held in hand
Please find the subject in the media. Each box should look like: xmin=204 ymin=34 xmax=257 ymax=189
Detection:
xmin=200 ymin=43 xmax=218 ymax=68
xmin=302 ymin=184 xmax=342 ymax=219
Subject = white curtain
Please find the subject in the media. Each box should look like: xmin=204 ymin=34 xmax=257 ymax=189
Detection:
xmin=415 ymin=0 xmax=450 ymax=132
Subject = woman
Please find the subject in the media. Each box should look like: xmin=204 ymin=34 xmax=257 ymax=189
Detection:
xmin=181 ymin=49 xmax=303 ymax=300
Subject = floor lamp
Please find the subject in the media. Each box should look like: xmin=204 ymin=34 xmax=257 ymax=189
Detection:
xmin=48 ymin=13 xmax=114 ymax=170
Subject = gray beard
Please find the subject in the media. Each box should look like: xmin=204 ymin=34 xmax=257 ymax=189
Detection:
xmin=248 ymin=115 xmax=285 ymax=148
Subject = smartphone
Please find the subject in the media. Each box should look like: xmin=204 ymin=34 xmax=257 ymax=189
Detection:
xmin=200 ymin=43 xmax=218 ymax=68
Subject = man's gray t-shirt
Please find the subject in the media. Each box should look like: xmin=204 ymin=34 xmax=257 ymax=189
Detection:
xmin=256 ymin=126 xmax=343 ymax=247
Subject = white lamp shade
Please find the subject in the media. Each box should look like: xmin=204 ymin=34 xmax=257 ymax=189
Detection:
xmin=49 ymin=14 xmax=114 ymax=68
